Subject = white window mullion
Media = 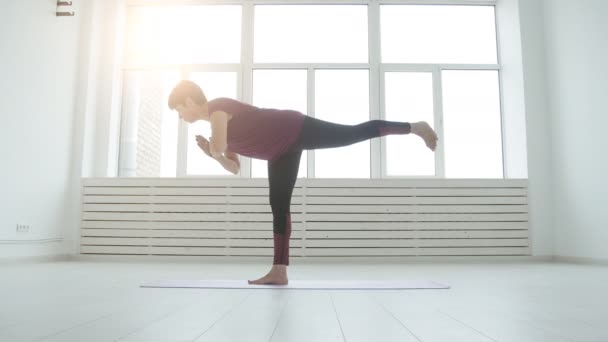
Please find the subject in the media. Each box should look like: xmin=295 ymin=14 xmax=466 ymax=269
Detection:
xmin=379 ymin=67 xmax=387 ymax=178
xmin=307 ymin=67 xmax=315 ymax=178
xmin=369 ymin=0 xmax=382 ymax=179
xmin=382 ymin=64 xmax=500 ymax=71
xmin=432 ymin=66 xmax=445 ymax=178
xmin=176 ymin=67 xmax=190 ymax=177
xmin=122 ymin=64 xmax=243 ymax=71
xmin=127 ymin=0 xmax=495 ymax=5
xmin=241 ymin=2 xmax=254 ymax=178
xmin=253 ymin=63 xmax=369 ymax=69
xmin=379 ymin=0 xmax=496 ymax=5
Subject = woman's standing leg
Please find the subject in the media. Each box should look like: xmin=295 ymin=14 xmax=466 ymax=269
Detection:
xmin=248 ymin=148 xmax=303 ymax=285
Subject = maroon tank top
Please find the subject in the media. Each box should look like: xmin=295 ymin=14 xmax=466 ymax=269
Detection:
xmin=207 ymin=97 xmax=306 ymax=161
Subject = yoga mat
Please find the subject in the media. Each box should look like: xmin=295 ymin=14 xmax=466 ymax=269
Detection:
xmin=140 ymin=279 xmax=449 ymax=290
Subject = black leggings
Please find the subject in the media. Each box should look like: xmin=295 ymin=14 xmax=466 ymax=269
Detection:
xmin=268 ymin=115 xmax=411 ymax=265
xmin=269 ymin=115 xmax=412 ymax=233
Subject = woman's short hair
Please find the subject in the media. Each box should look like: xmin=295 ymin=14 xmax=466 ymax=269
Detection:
xmin=168 ymin=80 xmax=207 ymax=110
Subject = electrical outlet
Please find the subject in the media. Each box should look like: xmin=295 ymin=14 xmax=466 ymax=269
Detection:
xmin=16 ymin=224 xmax=30 ymax=233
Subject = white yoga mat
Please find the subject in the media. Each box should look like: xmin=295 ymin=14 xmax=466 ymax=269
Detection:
xmin=140 ymin=279 xmax=449 ymax=290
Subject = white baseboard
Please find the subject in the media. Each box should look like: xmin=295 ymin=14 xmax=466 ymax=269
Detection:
xmin=67 ymin=254 xmax=554 ymax=264
xmin=0 ymin=238 xmax=69 ymax=264
xmin=0 ymin=254 xmax=71 ymax=264
xmin=553 ymin=255 xmax=608 ymax=266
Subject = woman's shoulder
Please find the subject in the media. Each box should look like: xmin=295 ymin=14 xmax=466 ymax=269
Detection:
xmin=209 ymin=97 xmax=244 ymax=105
xmin=209 ymin=97 xmax=258 ymax=112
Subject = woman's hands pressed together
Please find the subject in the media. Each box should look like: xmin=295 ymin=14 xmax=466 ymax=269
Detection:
xmin=196 ymin=134 xmax=240 ymax=175
xmin=196 ymin=135 xmax=213 ymax=157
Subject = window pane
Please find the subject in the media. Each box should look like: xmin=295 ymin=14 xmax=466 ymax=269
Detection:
xmin=252 ymin=70 xmax=308 ymax=178
xmin=315 ymin=70 xmax=370 ymax=178
xmin=442 ymin=70 xmax=503 ymax=178
xmin=254 ymin=5 xmax=368 ymax=63
xmin=187 ymin=72 xmax=238 ymax=176
xmin=381 ymin=5 xmax=497 ymax=64
xmin=119 ymin=70 xmax=180 ymax=177
xmin=125 ymin=6 xmax=241 ymax=65
xmin=385 ymin=72 xmax=435 ymax=176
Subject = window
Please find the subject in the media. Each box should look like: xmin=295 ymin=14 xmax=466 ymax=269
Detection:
xmin=119 ymin=70 xmax=180 ymax=177
xmin=119 ymin=3 xmax=504 ymax=179
xmin=442 ymin=70 xmax=503 ymax=178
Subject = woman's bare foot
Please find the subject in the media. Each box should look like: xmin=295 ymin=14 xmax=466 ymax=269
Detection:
xmin=248 ymin=265 xmax=289 ymax=285
xmin=411 ymin=121 xmax=439 ymax=151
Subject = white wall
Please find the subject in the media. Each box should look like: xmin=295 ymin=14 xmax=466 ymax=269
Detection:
xmin=517 ymin=0 xmax=554 ymax=256
xmin=542 ymin=0 xmax=608 ymax=261
xmin=495 ymin=0 xmax=529 ymax=179
xmin=0 ymin=1 xmax=84 ymax=258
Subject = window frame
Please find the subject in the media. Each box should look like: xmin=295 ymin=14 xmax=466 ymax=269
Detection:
xmin=121 ymin=0 xmax=502 ymax=179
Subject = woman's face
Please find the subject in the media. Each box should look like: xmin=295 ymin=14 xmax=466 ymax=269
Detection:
xmin=175 ymin=98 xmax=208 ymax=123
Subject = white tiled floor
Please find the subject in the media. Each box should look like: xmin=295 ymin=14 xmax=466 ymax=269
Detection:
xmin=1 ymin=258 xmax=607 ymax=342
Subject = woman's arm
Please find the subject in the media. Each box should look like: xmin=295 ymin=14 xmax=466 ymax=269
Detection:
xmin=224 ymin=150 xmax=240 ymax=166
xmin=215 ymin=154 xmax=240 ymax=175
xmin=209 ymin=111 xmax=229 ymax=158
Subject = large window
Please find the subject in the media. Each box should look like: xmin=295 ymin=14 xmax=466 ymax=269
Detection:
xmin=119 ymin=2 xmax=503 ymax=179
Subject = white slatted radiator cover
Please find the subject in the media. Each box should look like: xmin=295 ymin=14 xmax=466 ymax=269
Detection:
xmin=81 ymin=178 xmax=530 ymax=258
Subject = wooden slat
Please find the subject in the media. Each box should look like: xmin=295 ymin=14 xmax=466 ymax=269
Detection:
xmin=80 ymin=245 xmax=528 ymax=256
xmin=82 ymin=220 xmax=526 ymax=231
xmin=304 ymin=187 xmax=526 ymax=196
xmin=80 ymin=245 xmax=303 ymax=256
xmin=82 ymin=228 xmax=306 ymax=239
xmin=83 ymin=186 xmax=288 ymax=196
xmin=81 ymin=228 xmax=527 ymax=239
xmin=83 ymin=178 xmax=270 ymax=188
xmin=83 ymin=177 xmax=526 ymax=188
xmin=304 ymin=204 xmax=528 ymax=213
xmin=305 ymin=239 xmax=528 ymax=248
xmin=305 ymin=230 xmax=529 ymax=239
xmin=82 ymin=203 xmax=527 ymax=214
xmin=83 ymin=195 xmax=272 ymax=204
xmin=81 ymin=221 xmax=287 ymax=230
xmin=82 ymin=212 xmax=304 ymax=222
xmin=305 ymin=221 xmax=529 ymax=230
xmin=304 ymin=213 xmax=529 ymax=221
xmin=82 ymin=212 xmax=528 ymax=222
xmin=303 ymin=247 xmax=530 ymax=256
xmin=82 ymin=203 xmax=304 ymax=213
xmin=304 ymin=196 xmax=528 ymax=205
xmin=80 ymin=237 xmax=304 ymax=248
xmin=301 ymin=178 xmax=527 ymax=188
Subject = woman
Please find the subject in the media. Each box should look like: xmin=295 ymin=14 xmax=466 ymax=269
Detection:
xmin=168 ymin=80 xmax=438 ymax=285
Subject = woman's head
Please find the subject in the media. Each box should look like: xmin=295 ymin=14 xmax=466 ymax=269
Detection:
xmin=168 ymin=80 xmax=209 ymax=123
